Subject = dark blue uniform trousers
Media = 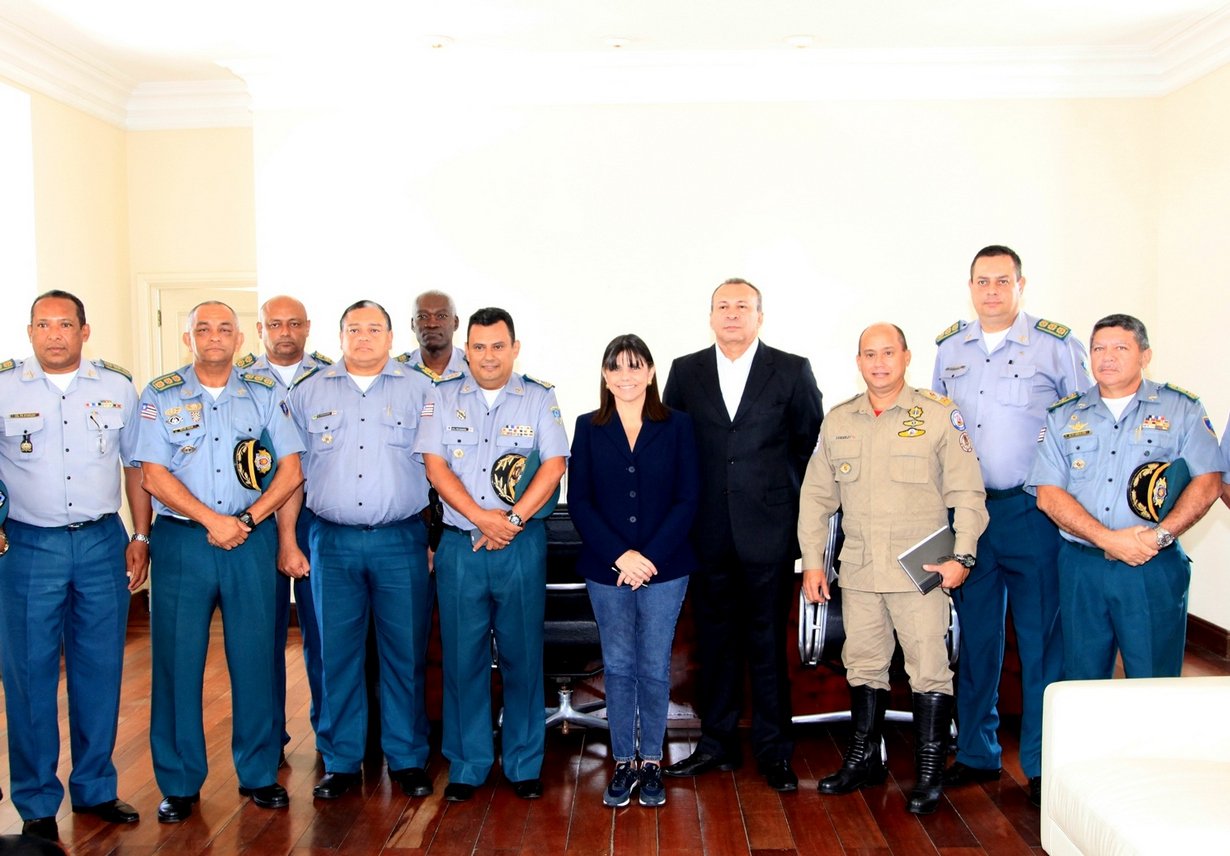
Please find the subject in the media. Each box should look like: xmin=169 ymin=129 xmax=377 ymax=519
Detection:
xmin=149 ymin=516 xmax=280 ymax=794
xmin=0 ymin=516 xmax=130 ymax=819
xmin=952 ymin=490 xmax=1062 ymax=779
xmin=274 ymin=507 xmax=327 ymax=753
xmin=1058 ymin=540 xmax=1190 ymax=680
xmin=309 ymin=518 xmax=432 ymax=773
xmin=435 ymin=522 xmax=546 ymax=785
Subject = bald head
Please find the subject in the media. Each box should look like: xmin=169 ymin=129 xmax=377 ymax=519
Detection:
xmin=857 ymin=322 xmax=908 ymax=354
xmin=258 ymin=294 xmax=311 ymax=365
xmin=187 ymin=300 xmax=238 ymax=331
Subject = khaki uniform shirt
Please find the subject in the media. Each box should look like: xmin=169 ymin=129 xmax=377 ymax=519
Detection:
xmin=799 ymin=385 xmax=988 ymax=593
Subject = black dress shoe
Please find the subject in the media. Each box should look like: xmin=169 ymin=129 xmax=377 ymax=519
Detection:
xmin=510 ymin=778 xmax=542 ymax=799
xmin=21 ymin=817 xmax=58 ymax=840
xmin=73 ymin=798 xmax=140 ymax=824
xmin=663 ymin=749 xmax=740 ymax=778
xmin=941 ymin=761 xmax=1002 ymax=787
xmin=157 ymin=793 xmax=200 ymax=824
xmin=1028 ymin=776 xmax=1042 ymax=809
xmin=313 ymin=771 xmax=361 ymax=800
xmin=762 ymin=760 xmax=798 ymax=792
xmin=390 ymin=767 xmax=433 ymax=797
xmin=444 ymin=782 xmax=475 ymax=802
xmin=239 ymin=783 xmax=290 ymax=809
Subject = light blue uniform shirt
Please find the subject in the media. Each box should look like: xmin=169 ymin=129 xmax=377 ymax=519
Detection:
xmin=288 ymin=358 xmax=431 ymax=526
xmin=415 ymin=372 xmax=570 ymax=530
xmin=239 ymin=351 xmax=335 ymax=393
xmin=1221 ymin=414 xmax=1230 ymax=485
xmin=0 ymin=357 xmax=138 ymax=526
xmin=400 ymin=346 xmax=468 ymax=382
xmin=1027 ymin=378 xmax=1222 ymax=545
xmin=133 ymin=365 xmax=305 ymax=518
xmin=933 ymin=312 xmax=1090 ymax=491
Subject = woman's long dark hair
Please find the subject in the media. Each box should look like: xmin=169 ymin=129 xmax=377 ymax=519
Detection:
xmin=591 ymin=334 xmax=669 ymax=426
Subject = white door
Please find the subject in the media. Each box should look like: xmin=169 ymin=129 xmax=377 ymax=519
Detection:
xmin=157 ymin=286 xmax=260 ymax=374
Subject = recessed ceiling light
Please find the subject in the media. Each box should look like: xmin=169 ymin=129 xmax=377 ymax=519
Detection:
xmin=784 ymin=35 xmax=815 ymax=49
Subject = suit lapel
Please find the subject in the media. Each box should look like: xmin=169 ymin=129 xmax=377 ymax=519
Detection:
xmin=732 ymin=343 xmax=774 ymax=424
xmin=696 ymin=346 xmax=731 ymax=425
xmin=597 ymin=418 xmax=635 ymax=461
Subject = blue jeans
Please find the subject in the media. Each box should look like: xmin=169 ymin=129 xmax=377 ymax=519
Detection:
xmin=586 ymin=576 xmax=688 ymax=763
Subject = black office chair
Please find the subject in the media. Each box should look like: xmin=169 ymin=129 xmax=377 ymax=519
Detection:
xmin=541 ymin=506 xmax=607 ymax=732
xmin=794 ymin=510 xmax=961 ymax=732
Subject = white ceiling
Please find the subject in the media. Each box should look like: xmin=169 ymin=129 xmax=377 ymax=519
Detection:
xmin=2 ymin=0 xmax=1230 ymax=129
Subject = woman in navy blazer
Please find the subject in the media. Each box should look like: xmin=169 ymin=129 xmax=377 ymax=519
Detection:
xmin=567 ymin=334 xmax=700 ymax=809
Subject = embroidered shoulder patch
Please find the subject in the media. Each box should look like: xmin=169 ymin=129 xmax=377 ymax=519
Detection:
xmin=0 ymin=358 xmax=16 ymax=373
xmin=234 ymin=352 xmax=256 ymax=369
xmin=1048 ymin=391 xmax=1082 ymax=411
xmin=523 ymin=373 xmax=555 ymax=389
xmin=150 ymin=371 xmax=185 ymax=392
xmin=290 ymin=367 xmax=320 ymax=389
xmin=95 ymin=359 xmax=133 ymax=380
xmin=1035 ymin=318 xmax=1072 ymax=340
xmin=395 ymin=352 xmax=413 ymax=364
xmin=935 ymin=320 xmax=966 ymax=345
xmin=1164 ymin=382 xmax=1199 ymax=401
xmin=242 ymin=372 xmax=276 ymax=389
xmin=919 ymin=388 xmax=952 ymax=406
xmin=310 ymin=351 xmax=334 ymax=365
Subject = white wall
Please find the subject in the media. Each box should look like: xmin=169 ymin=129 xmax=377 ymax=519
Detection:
xmin=253 ymin=96 xmax=1160 ymax=426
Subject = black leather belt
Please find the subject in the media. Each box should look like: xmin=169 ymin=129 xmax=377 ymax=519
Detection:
xmin=985 ymin=485 xmax=1027 ymax=501
xmin=157 ymin=515 xmax=203 ymax=529
xmin=63 ymin=513 xmax=115 ymax=531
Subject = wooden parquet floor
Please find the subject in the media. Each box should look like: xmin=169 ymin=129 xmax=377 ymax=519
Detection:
xmin=1 ymin=601 xmax=1227 ymax=855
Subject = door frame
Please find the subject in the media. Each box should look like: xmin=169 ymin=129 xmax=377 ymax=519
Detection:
xmin=132 ymin=272 xmax=257 ymax=385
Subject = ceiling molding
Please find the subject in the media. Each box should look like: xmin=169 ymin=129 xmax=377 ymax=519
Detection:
xmin=2 ymin=8 xmax=1230 ymax=128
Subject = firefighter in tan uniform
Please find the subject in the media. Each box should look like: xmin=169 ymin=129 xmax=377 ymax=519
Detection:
xmin=799 ymin=323 xmax=987 ymax=816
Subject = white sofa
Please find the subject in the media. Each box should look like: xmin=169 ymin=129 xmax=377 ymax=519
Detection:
xmin=1041 ymin=676 xmax=1230 ymax=855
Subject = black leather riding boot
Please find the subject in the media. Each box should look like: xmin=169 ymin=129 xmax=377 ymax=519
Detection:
xmin=906 ymin=691 xmax=953 ymax=814
xmin=818 ymin=684 xmax=890 ymax=795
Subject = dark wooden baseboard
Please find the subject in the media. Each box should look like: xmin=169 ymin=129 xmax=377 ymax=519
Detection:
xmin=1187 ymin=613 xmax=1230 ymax=660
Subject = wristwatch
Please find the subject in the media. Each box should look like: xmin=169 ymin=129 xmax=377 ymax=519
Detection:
xmin=940 ymin=553 xmax=977 ymax=569
xmin=236 ymin=511 xmax=256 ymax=529
xmin=505 ymin=510 xmax=524 ymax=528
xmin=130 ymin=533 xmax=150 ymax=545
xmin=1154 ymin=525 xmax=1175 ymax=549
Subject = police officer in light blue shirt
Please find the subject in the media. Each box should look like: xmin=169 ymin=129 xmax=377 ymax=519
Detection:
xmin=400 ymin=290 xmax=468 ymax=381
xmin=0 ymin=291 xmax=152 ymax=842
xmin=931 ymin=245 xmax=1090 ymax=806
xmin=416 ymin=307 xmax=568 ymax=803
xmin=1028 ymin=313 xmax=1221 ymax=681
xmin=134 ymin=300 xmax=305 ymax=823
xmin=282 ymin=299 xmax=437 ymax=801
xmin=239 ymin=294 xmax=334 ymax=762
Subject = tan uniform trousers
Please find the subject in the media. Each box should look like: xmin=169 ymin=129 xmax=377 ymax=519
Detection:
xmin=841 ymin=586 xmax=953 ymax=695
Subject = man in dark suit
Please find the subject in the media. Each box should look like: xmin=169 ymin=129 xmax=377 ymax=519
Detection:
xmin=662 ymin=278 xmax=823 ymax=792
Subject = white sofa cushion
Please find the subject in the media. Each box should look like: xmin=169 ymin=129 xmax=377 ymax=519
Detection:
xmin=1050 ymin=757 xmax=1230 ymax=854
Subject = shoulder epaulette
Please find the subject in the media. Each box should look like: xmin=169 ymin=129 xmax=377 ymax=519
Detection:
xmin=242 ymin=371 xmax=276 ymax=389
xmin=1164 ymin=382 xmax=1199 ymax=401
xmin=290 ymin=366 xmax=321 ymax=389
xmin=1048 ymin=391 xmax=1082 ymax=411
xmin=95 ymin=359 xmax=132 ymax=380
xmin=1034 ymin=318 xmax=1072 ymax=340
xmin=935 ymin=320 xmax=966 ymax=345
xmin=833 ymin=392 xmax=863 ymax=410
xmin=310 ymin=351 xmax=334 ymax=365
xmin=523 ymin=373 xmax=554 ymax=389
xmin=395 ymin=352 xmax=413 ymax=364
xmin=434 ymin=370 xmax=465 ymax=385
xmin=150 ymin=371 xmax=185 ymax=392
xmin=919 ymin=388 xmax=952 ymax=407
xmin=0 ymin=358 xmax=16 ymax=373
xmin=234 ymin=352 xmax=257 ymax=369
